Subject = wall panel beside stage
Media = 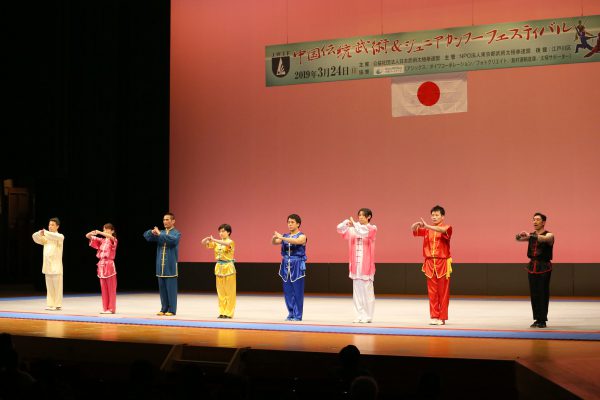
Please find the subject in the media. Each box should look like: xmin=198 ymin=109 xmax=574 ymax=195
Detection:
xmin=170 ymin=1 xmax=600 ymax=266
xmin=178 ymin=262 xmax=600 ymax=296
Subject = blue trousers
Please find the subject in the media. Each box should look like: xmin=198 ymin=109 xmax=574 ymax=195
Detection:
xmin=158 ymin=277 xmax=178 ymax=314
xmin=283 ymin=278 xmax=305 ymax=320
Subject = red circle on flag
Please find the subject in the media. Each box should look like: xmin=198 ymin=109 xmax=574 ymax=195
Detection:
xmin=417 ymin=81 xmax=440 ymax=106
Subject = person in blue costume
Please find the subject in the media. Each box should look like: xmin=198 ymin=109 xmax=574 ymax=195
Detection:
xmin=143 ymin=212 xmax=181 ymax=316
xmin=574 ymin=20 xmax=594 ymax=53
xmin=272 ymin=214 xmax=307 ymax=321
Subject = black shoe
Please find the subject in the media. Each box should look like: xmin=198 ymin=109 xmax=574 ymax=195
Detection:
xmin=218 ymin=315 xmax=224 ymax=319
xmin=537 ymin=321 xmax=547 ymax=328
xmin=530 ymin=321 xmax=539 ymax=328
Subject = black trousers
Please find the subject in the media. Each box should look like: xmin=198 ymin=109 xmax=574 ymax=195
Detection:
xmin=528 ymin=270 xmax=551 ymax=322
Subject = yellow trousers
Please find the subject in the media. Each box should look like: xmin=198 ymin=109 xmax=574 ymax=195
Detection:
xmin=216 ymin=274 xmax=236 ymax=317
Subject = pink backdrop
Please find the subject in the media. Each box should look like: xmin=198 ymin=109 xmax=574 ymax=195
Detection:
xmin=170 ymin=0 xmax=600 ymax=263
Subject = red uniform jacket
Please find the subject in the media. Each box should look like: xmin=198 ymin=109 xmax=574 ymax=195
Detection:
xmin=413 ymin=225 xmax=453 ymax=279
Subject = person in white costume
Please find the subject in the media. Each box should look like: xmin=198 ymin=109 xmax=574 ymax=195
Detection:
xmin=32 ymin=217 xmax=64 ymax=311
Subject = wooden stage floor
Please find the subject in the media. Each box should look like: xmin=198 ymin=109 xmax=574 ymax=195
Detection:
xmin=1 ymin=292 xmax=600 ymax=398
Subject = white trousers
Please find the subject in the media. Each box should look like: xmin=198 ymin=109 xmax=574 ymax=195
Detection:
xmin=45 ymin=274 xmax=63 ymax=308
xmin=352 ymin=279 xmax=375 ymax=321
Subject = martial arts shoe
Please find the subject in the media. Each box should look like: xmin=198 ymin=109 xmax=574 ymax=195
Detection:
xmin=165 ymin=312 xmax=175 ymax=316
xmin=100 ymin=311 xmax=114 ymax=314
xmin=156 ymin=311 xmax=166 ymax=316
xmin=352 ymin=319 xmax=361 ymax=323
xmin=429 ymin=318 xmax=440 ymax=325
xmin=45 ymin=307 xmax=56 ymax=311
xmin=55 ymin=307 xmax=62 ymax=310
xmin=530 ymin=321 xmax=547 ymax=328
xmin=218 ymin=315 xmax=225 ymax=318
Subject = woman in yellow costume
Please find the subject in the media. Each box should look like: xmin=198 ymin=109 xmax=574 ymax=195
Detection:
xmin=202 ymin=224 xmax=236 ymax=319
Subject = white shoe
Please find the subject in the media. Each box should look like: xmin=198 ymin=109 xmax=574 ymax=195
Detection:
xmin=360 ymin=319 xmax=372 ymax=323
xmin=45 ymin=307 xmax=56 ymax=311
xmin=100 ymin=311 xmax=113 ymax=314
xmin=352 ymin=319 xmax=361 ymax=323
xmin=429 ymin=318 xmax=439 ymax=325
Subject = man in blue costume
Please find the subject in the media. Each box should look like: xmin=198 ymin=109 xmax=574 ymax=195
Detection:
xmin=272 ymin=214 xmax=307 ymax=321
xmin=144 ymin=212 xmax=181 ymax=316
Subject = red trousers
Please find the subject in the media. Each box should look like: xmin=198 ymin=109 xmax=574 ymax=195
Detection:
xmin=100 ymin=275 xmax=117 ymax=313
xmin=427 ymin=275 xmax=450 ymax=320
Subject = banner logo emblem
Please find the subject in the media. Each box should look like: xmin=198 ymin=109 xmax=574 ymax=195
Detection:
xmin=272 ymin=56 xmax=290 ymax=77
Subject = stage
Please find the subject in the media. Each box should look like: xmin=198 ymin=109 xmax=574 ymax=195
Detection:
xmin=1 ymin=293 xmax=600 ymax=398
xmin=1 ymin=293 xmax=599 ymax=339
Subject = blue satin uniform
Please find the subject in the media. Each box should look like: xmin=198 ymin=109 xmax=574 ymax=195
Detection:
xmin=278 ymin=232 xmax=306 ymax=321
xmin=144 ymin=228 xmax=181 ymax=314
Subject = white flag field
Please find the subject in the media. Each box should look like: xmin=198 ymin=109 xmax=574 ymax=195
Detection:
xmin=391 ymin=72 xmax=468 ymax=117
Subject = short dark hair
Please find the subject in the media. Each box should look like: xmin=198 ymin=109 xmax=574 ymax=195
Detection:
xmin=339 ymin=344 xmax=360 ymax=366
xmin=49 ymin=217 xmax=61 ymax=226
xmin=430 ymin=205 xmax=445 ymax=216
xmin=164 ymin=212 xmax=175 ymax=219
xmin=288 ymin=214 xmax=301 ymax=226
xmin=533 ymin=212 xmax=547 ymax=222
xmin=358 ymin=208 xmax=373 ymax=222
xmin=350 ymin=376 xmax=379 ymax=400
xmin=218 ymin=223 xmax=232 ymax=235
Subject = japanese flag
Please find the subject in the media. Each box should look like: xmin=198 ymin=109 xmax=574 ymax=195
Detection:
xmin=391 ymin=72 xmax=467 ymax=117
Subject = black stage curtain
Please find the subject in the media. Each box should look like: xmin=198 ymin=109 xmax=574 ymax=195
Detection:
xmin=3 ymin=1 xmax=170 ymax=291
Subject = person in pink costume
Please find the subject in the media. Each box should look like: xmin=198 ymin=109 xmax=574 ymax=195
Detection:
xmin=86 ymin=223 xmax=118 ymax=314
xmin=337 ymin=208 xmax=377 ymax=323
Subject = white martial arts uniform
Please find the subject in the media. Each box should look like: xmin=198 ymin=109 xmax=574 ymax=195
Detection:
xmin=32 ymin=229 xmax=64 ymax=309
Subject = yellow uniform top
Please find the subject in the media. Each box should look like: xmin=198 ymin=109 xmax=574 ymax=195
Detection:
xmin=207 ymin=240 xmax=236 ymax=276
